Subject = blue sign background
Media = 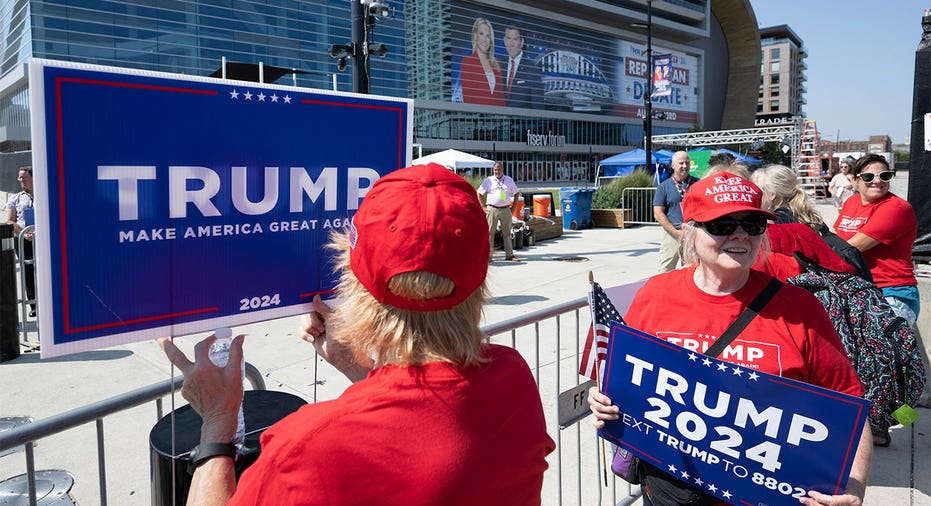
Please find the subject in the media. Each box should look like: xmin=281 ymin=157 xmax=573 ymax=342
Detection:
xmin=30 ymin=60 xmax=411 ymax=356
xmin=599 ymin=322 xmax=869 ymax=505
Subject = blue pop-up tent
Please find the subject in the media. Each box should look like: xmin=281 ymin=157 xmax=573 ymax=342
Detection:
xmin=599 ymin=148 xmax=673 ymax=177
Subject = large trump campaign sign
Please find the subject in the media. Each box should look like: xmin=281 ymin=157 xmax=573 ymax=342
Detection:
xmin=599 ymin=322 xmax=869 ymax=505
xmin=29 ymin=59 xmax=412 ymax=357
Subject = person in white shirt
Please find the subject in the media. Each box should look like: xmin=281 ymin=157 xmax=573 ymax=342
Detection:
xmin=5 ymin=166 xmax=36 ymax=316
xmin=477 ymin=162 xmax=521 ymax=261
xmin=828 ymin=157 xmax=855 ymax=210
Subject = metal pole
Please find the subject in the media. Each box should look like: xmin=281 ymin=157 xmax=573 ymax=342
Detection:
xmin=645 ymin=0 xmax=653 ymax=175
xmin=351 ymin=0 xmax=369 ymax=94
xmin=96 ymin=419 xmax=108 ymax=506
xmin=25 ymin=442 xmax=37 ymax=506
xmin=555 ymin=315 xmax=562 ymax=506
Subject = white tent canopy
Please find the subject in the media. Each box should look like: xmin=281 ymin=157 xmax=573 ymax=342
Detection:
xmin=412 ymin=149 xmax=495 ymax=174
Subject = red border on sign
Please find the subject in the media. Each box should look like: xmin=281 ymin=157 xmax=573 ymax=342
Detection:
xmin=54 ymin=77 xmax=406 ymax=334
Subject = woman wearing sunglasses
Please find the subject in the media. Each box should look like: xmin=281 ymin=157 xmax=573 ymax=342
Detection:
xmin=588 ymin=172 xmax=871 ymax=506
xmin=750 ymin=164 xmax=870 ymax=281
xmin=828 ymin=158 xmax=856 ymax=210
xmin=834 ymin=154 xmax=919 ymax=327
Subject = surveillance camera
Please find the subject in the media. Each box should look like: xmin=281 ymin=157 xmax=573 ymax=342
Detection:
xmin=367 ymin=0 xmax=390 ymax=18
xmin=374 ymin=44 xmax=388 ymax=57
xmin=328 ymin=45 xmax=340 ymax=58
xmin=337 ymin=57 xmax=347 ymax=72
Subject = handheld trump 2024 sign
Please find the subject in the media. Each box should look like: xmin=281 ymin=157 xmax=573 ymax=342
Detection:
xmin=29 ymin=59 xmax=412 ymax=358
xmin=599 ymin=323 xmax=869 ymax=505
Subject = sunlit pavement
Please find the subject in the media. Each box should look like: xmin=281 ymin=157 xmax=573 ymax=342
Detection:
xmin=0 ymin=172 xmax=928 ymax=505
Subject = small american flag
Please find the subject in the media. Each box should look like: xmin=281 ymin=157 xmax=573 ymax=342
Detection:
xmin=579 ymin=281 xmax=624 ymax=381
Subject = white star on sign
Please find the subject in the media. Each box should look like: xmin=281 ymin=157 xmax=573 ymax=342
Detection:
xmin=707 ymin=484 xmax=717 ymax=493
xmin=702 ymin=358 xmax=712 ymax=367
xmin=694 ymin=477 xmax=703 ymax=486
xmin=681 ymin=471 xmax=690 ymax=480
xmin=283 ymin=95 xmax=292 ymax=103
xmin=722 ymin=491 xmax=732 ymax=499
xmin=688 ymin=353 xmax=698 ymax=362
xmin=229 ymin=89 xmax=239 ymax=99
xmin=271 ymin=94 xmax=279 ymax=102
xmin=732 ymin=367 xmax=743 ymax=376
xmin=748 ymin=371 xmax=760 ymax=381
xmin=668 ymin=464 xmax=678 ymax=474
xmin=717 ymin=363 xmax=728 ymax=372
xmin=257 ymin=92 xmax=266 ymax=101
xmin=244 ymin=91 xmax=253 ymax=100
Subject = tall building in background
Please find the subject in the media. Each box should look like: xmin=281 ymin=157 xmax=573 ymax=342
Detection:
xmin=1 ymin=0 xmax=762 ymax=186
xmin=756 ymin=24 xmax=806 ymax=124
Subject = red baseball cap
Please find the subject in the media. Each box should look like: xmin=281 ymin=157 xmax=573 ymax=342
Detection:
xmin=681 ymin=171 xmax=776 ymax=223
xmin=349 ymin=163 xmax=489 ymax=311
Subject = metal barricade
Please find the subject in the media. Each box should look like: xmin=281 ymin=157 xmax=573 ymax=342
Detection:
xmin=0 ymin=364 xmax=266 ymax=506
xmin=0 ymin=300 xmax=640 ymax=506
xmin=620 ymin=187 xmax=658 ymax=226
xmin=482 ymin=298 xmax=641 ymax=506
xmin=16 ymin=224 xmax=37 ymax=345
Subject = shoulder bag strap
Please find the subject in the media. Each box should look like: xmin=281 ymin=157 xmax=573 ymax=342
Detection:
xmin=704 ymin=278 xmax=783 ymax=358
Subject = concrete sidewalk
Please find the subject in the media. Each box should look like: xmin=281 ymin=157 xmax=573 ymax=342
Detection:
xmin=1 ymin=184 xmax=929 ymax=505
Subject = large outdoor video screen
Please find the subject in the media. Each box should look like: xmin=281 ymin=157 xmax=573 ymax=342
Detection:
xmin=448 ymin=2 xmax=700 ymax=125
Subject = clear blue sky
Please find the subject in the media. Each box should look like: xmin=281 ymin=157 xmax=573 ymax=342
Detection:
xmin=750 ymin=0 xmax=931 ymax=145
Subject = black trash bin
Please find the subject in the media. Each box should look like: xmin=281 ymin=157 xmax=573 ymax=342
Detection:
xmin=0 ymin=224 xmax=20 ymax=362
xmin=149 ymin=390 xmax=306 ymax=505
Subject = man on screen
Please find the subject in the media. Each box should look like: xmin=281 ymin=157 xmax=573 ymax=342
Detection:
xmin=503 ymin=26 xmax=543 ymax=109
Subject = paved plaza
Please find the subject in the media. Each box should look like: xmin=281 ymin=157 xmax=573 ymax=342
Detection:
xmin=1 ymin=176 xmax=929 ymax=506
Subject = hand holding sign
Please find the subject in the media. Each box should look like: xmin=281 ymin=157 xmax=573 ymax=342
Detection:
xmin=595 ymin=323 xmax=870 ymax=506
xmin=297 ymin=295 xmax=371 ymax=383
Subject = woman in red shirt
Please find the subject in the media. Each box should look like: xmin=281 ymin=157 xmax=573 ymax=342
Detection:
xmin=833 ymin=154 xmax=919 ymax=325
xmin=588 ymin=172 xmax=871 ymax=506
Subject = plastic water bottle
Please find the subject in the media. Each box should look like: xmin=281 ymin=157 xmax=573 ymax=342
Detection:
xmin=207 ymin=327 xmax=245 ymax=452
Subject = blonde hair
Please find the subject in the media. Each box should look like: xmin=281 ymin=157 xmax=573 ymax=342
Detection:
xmin=750 ymin=164 xmax=824 ymax=230
xmin=326 ymin=231 xmax=488 ymax=368
xmin=471 ymin=18 xmax=501 ymax=72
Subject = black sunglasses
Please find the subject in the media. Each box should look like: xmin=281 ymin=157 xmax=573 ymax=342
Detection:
xmin=696 ymin=216 xmax=768 ymax=236
xmin=857 ymin=171 xmax=894 ymax=183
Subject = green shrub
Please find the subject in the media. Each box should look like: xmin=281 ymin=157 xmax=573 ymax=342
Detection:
xmin=592 ymin=170 xmax=655 ymax=209
xmin=463 ymin=175 xmax=485 ymax=191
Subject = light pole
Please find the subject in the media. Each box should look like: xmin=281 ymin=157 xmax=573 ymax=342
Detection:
xmin=644 ymin=0 xmax=654 ymax=173
xmin=328 ymin=0 xmax=391 ymax=94
xmin=350 ymin=0 xmax=367 ymax=94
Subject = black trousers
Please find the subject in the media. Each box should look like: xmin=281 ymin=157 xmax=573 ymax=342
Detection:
xmin=17 ymin=238 xmax=35 ymax=310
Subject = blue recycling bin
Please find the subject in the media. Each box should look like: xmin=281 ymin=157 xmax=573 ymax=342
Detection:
xmin=559 ymin=188 xmax=595 ymax=230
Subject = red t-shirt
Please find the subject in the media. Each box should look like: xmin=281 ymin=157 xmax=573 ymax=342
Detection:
xmin=624 ymin=267 xmax=862 ymax=397
xmin=229 ymin=344 xmax=555 ymax=506
xmin=833 ymin=192 xmax=917 ymax=288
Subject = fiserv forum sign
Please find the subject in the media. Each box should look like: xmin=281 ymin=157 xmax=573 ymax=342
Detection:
xmin=29 ymin=59 xmax=412 ymax=357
